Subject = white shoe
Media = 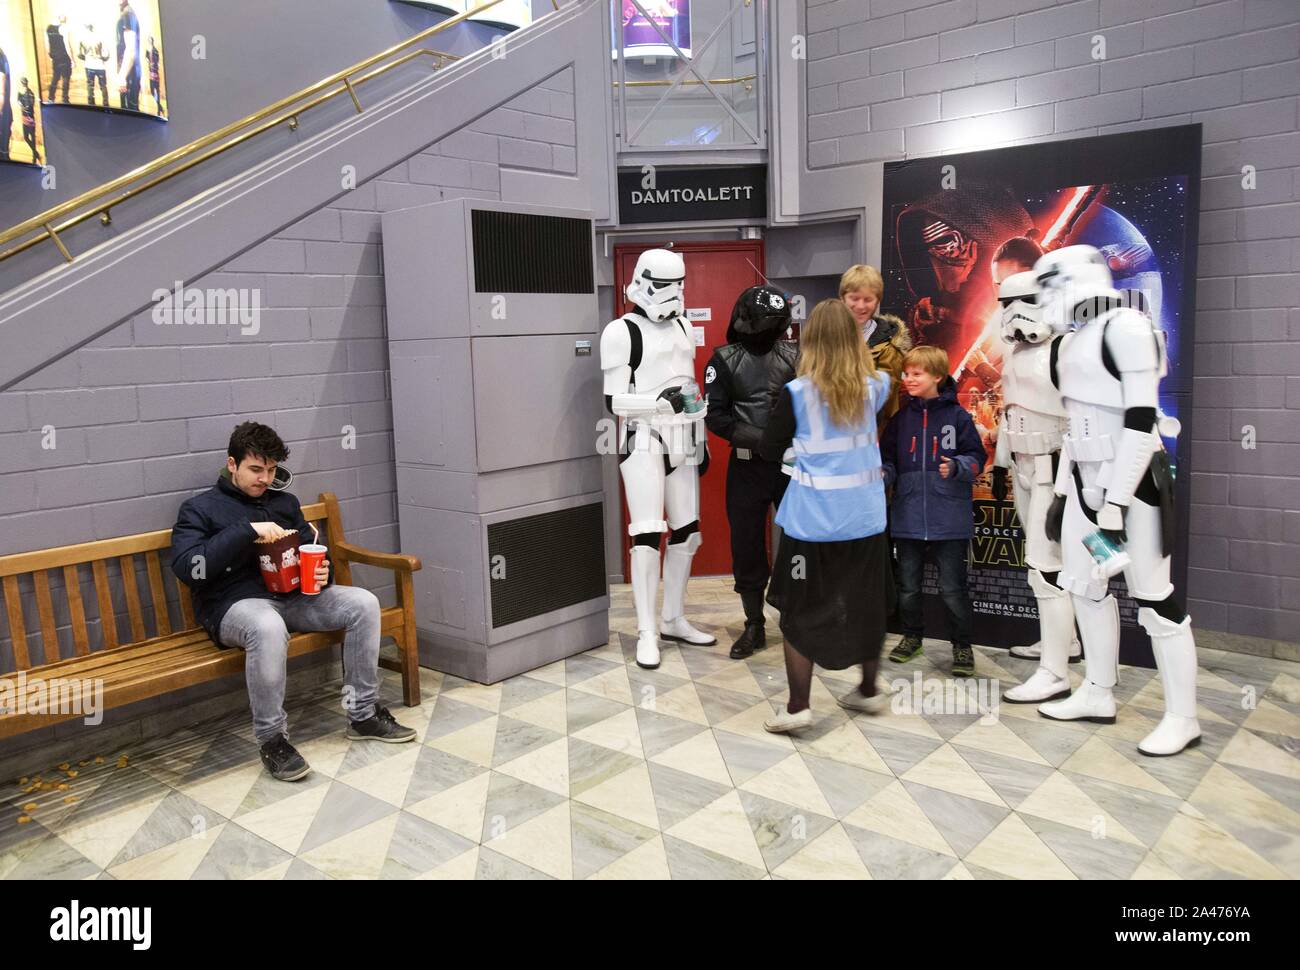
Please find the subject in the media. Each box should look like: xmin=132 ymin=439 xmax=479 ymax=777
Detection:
xmin=1137 ymin=713 xmax=1201 ymax=756
xmin=763 ymin=707 xmax=813 ymax=733
xmin=1009 ymin=640 xmax=1082 ymax=662
xmin=1038 ymin=680 xmax=1116 ymax=724
xmin=660 ymin=615 xmax=717 ymax=646
xmin=635 ymin=632 xmax=661 ymax=670
xmin=837 ymin=690 xmax=889 ymax=715
xmin=1004 ymin=668 xmax=1072 ymax=704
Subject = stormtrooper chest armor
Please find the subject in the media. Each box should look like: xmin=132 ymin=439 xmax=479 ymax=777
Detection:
xmin=1001 ymin=338 xmax=1068 ymax=456
xmin=626 ymin=313 xmax=697 ymax=397
xmin=1057 ymin=310 xmax=1134 ymax=462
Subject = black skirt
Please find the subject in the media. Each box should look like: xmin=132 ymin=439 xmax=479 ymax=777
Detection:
xmin=765 ymin=530 xmax=895 ymax=670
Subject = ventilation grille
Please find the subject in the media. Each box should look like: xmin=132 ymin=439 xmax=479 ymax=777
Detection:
xmin=487 ymin=503 xmax=606 ymax=628
xmin=471 ymin=209 xmax=594 ymax=293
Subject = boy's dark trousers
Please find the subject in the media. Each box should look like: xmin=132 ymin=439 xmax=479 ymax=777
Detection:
xmin=895 ymin=538 xmax=973 ymax=648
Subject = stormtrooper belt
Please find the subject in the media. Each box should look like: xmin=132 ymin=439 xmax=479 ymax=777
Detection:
xmin=1005 ymin=429 xmax=1063 ymax=456
xmin=1063 ymin=433 xmax=1115 ymax=463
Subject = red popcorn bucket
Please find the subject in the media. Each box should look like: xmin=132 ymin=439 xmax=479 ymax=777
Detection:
xmin=255 ymin=533 xmax=301 ymax=593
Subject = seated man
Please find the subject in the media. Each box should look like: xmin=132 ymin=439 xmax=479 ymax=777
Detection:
xmin=170 ymin=422 xmax=415 ymax=782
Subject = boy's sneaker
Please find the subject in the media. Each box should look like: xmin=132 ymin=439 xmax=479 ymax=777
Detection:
xmin=260 ymin=736 xmax=310 ymax=782
xmin=890 ymin=635 xmax=924 ymax=663
xmin=347 ymin=705 xmax=417 ymax=743
xmin=952 ymin=645 xmax=976 ymax=677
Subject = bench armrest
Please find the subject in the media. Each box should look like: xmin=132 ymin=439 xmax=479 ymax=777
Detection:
xmin=333 ymin=540 xmax=422 ymax=573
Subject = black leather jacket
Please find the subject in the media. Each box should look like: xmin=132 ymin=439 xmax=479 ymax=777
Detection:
xmin=703 ymin=337 xmax=799 ymax=452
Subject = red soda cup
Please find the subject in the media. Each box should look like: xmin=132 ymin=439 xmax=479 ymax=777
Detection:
xmin=299 ymin=544 xmax=328 ymax=595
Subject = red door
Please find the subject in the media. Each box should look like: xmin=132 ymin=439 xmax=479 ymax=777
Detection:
xmin=613 ymin=240 xmax=767 ymax=578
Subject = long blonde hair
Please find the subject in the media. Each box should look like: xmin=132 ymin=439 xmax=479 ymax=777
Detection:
xmin=797 ymin=299 xmax=879 ymax=427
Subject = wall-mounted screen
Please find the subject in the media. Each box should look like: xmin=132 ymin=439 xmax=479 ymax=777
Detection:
xmin=618 ymin=0 xmax=690 ymax=57
xmin=1 ymin=0 xmax=45 ymax=166
xmin=30 ymin=0 xmax=167 ymax=120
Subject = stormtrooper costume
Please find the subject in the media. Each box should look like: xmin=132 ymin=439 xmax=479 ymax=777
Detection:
xmin=1035 ymin=246 xmax=1200 ymax=757
xmin=601 ymin=249 xmax=717 ymax=670
xmin=991 ymin=272 xmax=1080 ymax=703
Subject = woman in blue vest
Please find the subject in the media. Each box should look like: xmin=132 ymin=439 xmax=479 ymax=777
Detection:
xmin=760 ymin=300 xmax=895 ymax=732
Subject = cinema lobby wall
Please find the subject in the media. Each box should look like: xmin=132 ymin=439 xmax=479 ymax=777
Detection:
xmin=0 ymin=0 xmax=1298 ymax=772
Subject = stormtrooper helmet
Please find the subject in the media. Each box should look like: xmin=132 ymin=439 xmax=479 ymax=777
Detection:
xmin=997 ymin=271 xmax=1048 ymax=344
xmin=1033 ymin=245 xmax=1118 ymax=333
xmin=626 ymin=248 xmax=686 ymax=323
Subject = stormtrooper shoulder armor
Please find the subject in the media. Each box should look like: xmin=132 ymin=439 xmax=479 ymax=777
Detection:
xmin=1103 ymin=308 xmax=1162 ymax=377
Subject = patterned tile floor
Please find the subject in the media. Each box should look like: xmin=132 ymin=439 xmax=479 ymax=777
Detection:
xmin=2 ymin=577 xmax=1298 ymax=880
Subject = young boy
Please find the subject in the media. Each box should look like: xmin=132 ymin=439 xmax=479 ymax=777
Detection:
xmin=880 ymin=346 xmax=986 ymax=676
xmin=839 ymin=264 xmax=911 ymax=430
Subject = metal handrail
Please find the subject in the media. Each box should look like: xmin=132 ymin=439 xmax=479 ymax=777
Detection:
xmin=0 ymin=0 xmax=549 ymax=265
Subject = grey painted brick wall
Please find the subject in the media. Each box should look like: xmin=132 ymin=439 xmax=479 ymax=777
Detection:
xmin=803 ymin=0 xmax=1300 ymax=642
xmin=0 ymin=67 xmax=577 ymax=670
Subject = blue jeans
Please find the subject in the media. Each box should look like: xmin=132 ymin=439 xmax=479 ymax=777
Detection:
xmin=895 ymin=538 xmax=972 ymax=649
xmin=219 ymin=585 xmax=381 ymax=744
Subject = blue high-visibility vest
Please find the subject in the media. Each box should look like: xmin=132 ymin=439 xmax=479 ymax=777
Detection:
xmin=775 ymin=373 xmax=891 ymax=542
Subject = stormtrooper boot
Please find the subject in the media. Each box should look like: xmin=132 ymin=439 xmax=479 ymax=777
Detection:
xmin=630 ymin=545 xmax=662 ymax=670
xmin=1137 ymin=611 xmax=1201 ymax=757
xmin=659 ymin=536 xmax=717 ymax=646
xmin=1009 ymin=639 xmax=1082 ymax=662
xmin=1039 ymin=594 xmax=1118 ymax=724
xmin=1005 ymin=570 xmax=1075 ymax=703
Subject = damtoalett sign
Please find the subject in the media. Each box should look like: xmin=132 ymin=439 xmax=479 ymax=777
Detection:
xmin=618 ymin=165 xmax=767 ymax=224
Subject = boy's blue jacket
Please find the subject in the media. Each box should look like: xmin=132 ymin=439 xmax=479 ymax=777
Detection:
xmin=881 ymin=376 xmax=985 ymax=541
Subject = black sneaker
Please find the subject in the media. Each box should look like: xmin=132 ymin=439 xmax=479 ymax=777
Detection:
xmin=890 ymin=635 xmax=924 ymax=663
xmin=347 ymin=705 xmax=417 ymax=743
xmin=260 ymin=736 xmax=310 ymax=782
xmin=952 ymin=645 xmax=976 ymax=677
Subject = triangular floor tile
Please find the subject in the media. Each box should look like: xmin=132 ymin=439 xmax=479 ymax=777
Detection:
xmin=588 ymin=833 xmax=672 ymax=880
xmin=405 ymin=771 xmax=490 ymax=843
xmin=713 ymin=729 xmax=792 ymax=786
xmin=800 ymin=752 xmax=893 ymax=819
xmin=740 ymin=753 xmax=836 ymax=818
xmin=901 ymin=744 xmax=1006 ymax=807
xmin=297 ymin=780 xmax=398 ymax=854
xmin=948 ymin=744 xmax=1055 ymax=810
xmin=840 ymin=780 xmax=954 ymax=858
xmin=233 ymin=783 xmax=332 ymax=856
xmin=661 ymin=832 xmax=766 ymax=880
xmin=192 ymin=821 xmax=294 ymax=879
xmin=479 ymin=772 xmax=566 ymax=843
xmin=379 ymin=812 xmax=476 ymax=879
xmin=634 ymin=705 xmax=709 ymax=759
xmin=646 ymin=763 xmax=733 ymax=831
xmin=841 ymin=823 xmax=959 ymax=880
xmin=902 ymin=781 xmax=1011 ymax=858
xmin=300 ymin=812 xmax=400 ymax=880
xmin=484 ymin=801 xmax=573 ymax=880
xmin=737 ymin=788 xmax=836 ymax=871
xmin=964 ymin=813 xmax=1076 ymax=879
xmin=771 ymin=823 xmax=871 ymax=880
xmin=496 ymin=736 xmax=570 ymax=798
xmin=570 ymin=801 xmax=658 ymax=880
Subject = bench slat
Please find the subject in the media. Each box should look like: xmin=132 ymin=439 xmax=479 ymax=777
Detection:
xmin=33 ymin=571 xmax=59 ymax=665
xmin=3 ymin=575 xmax=30 ymax=671
xmin=119 ymin=555 xmax=148 ymax=642
xmin=145 ymin=551 xmax=172 ymax=637
xmin=0 ymin=629 xmax=215 ymax=681
xmin=64 ymin=564 xmax=91 ymax=657
xmin=91 ymin=559 xmax=119 ymax=651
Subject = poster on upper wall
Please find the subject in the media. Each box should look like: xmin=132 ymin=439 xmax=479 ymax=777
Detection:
xmin=617 ymin=0 xmax=690 ymax=57
xmin=1 ymin=0 xmax=45 ymax=166
xmin=880 ymin=125 xmax=1201 ymax=667
xmin=393 ymin=1 xmax=532 ymax=30
xmin=30 ymin=0 xmax=167 ymax=120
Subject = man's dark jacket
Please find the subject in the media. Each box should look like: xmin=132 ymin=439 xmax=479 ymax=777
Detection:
xmin=169 ymin=472 xmax=327 ymax=646
xmin=704 ymin=307 xmax=798 ymax=451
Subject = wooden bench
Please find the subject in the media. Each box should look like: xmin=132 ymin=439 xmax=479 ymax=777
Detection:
xmin=0 ymin=492 xmax=422 ymax=740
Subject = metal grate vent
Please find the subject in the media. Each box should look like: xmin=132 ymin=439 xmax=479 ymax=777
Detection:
xmin=487 ymin=502 xmax=606 ymax=628
xmin=471 ymin=209 xmax=594 ymax=293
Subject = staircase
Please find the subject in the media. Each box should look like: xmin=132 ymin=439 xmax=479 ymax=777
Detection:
xmin=0 ymin=0 xmax=614 ymax=392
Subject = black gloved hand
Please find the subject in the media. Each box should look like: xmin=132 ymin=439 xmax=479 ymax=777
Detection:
xmin=1045 ymin=494 xmax=1066 ymax=544
xmin=991 ymin=466 xmax=1008 ymax=504
xmin=657 ymin=386 xmax=685 ymax=414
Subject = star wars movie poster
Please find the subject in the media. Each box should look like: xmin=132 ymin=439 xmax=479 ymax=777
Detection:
xmin=1 ymin=0 xmax=45 ymax=166
xmin=30 ymin=0 xmax=167 ymax=120
xmin=881 ymin=125 xmax=1201 ymax=663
